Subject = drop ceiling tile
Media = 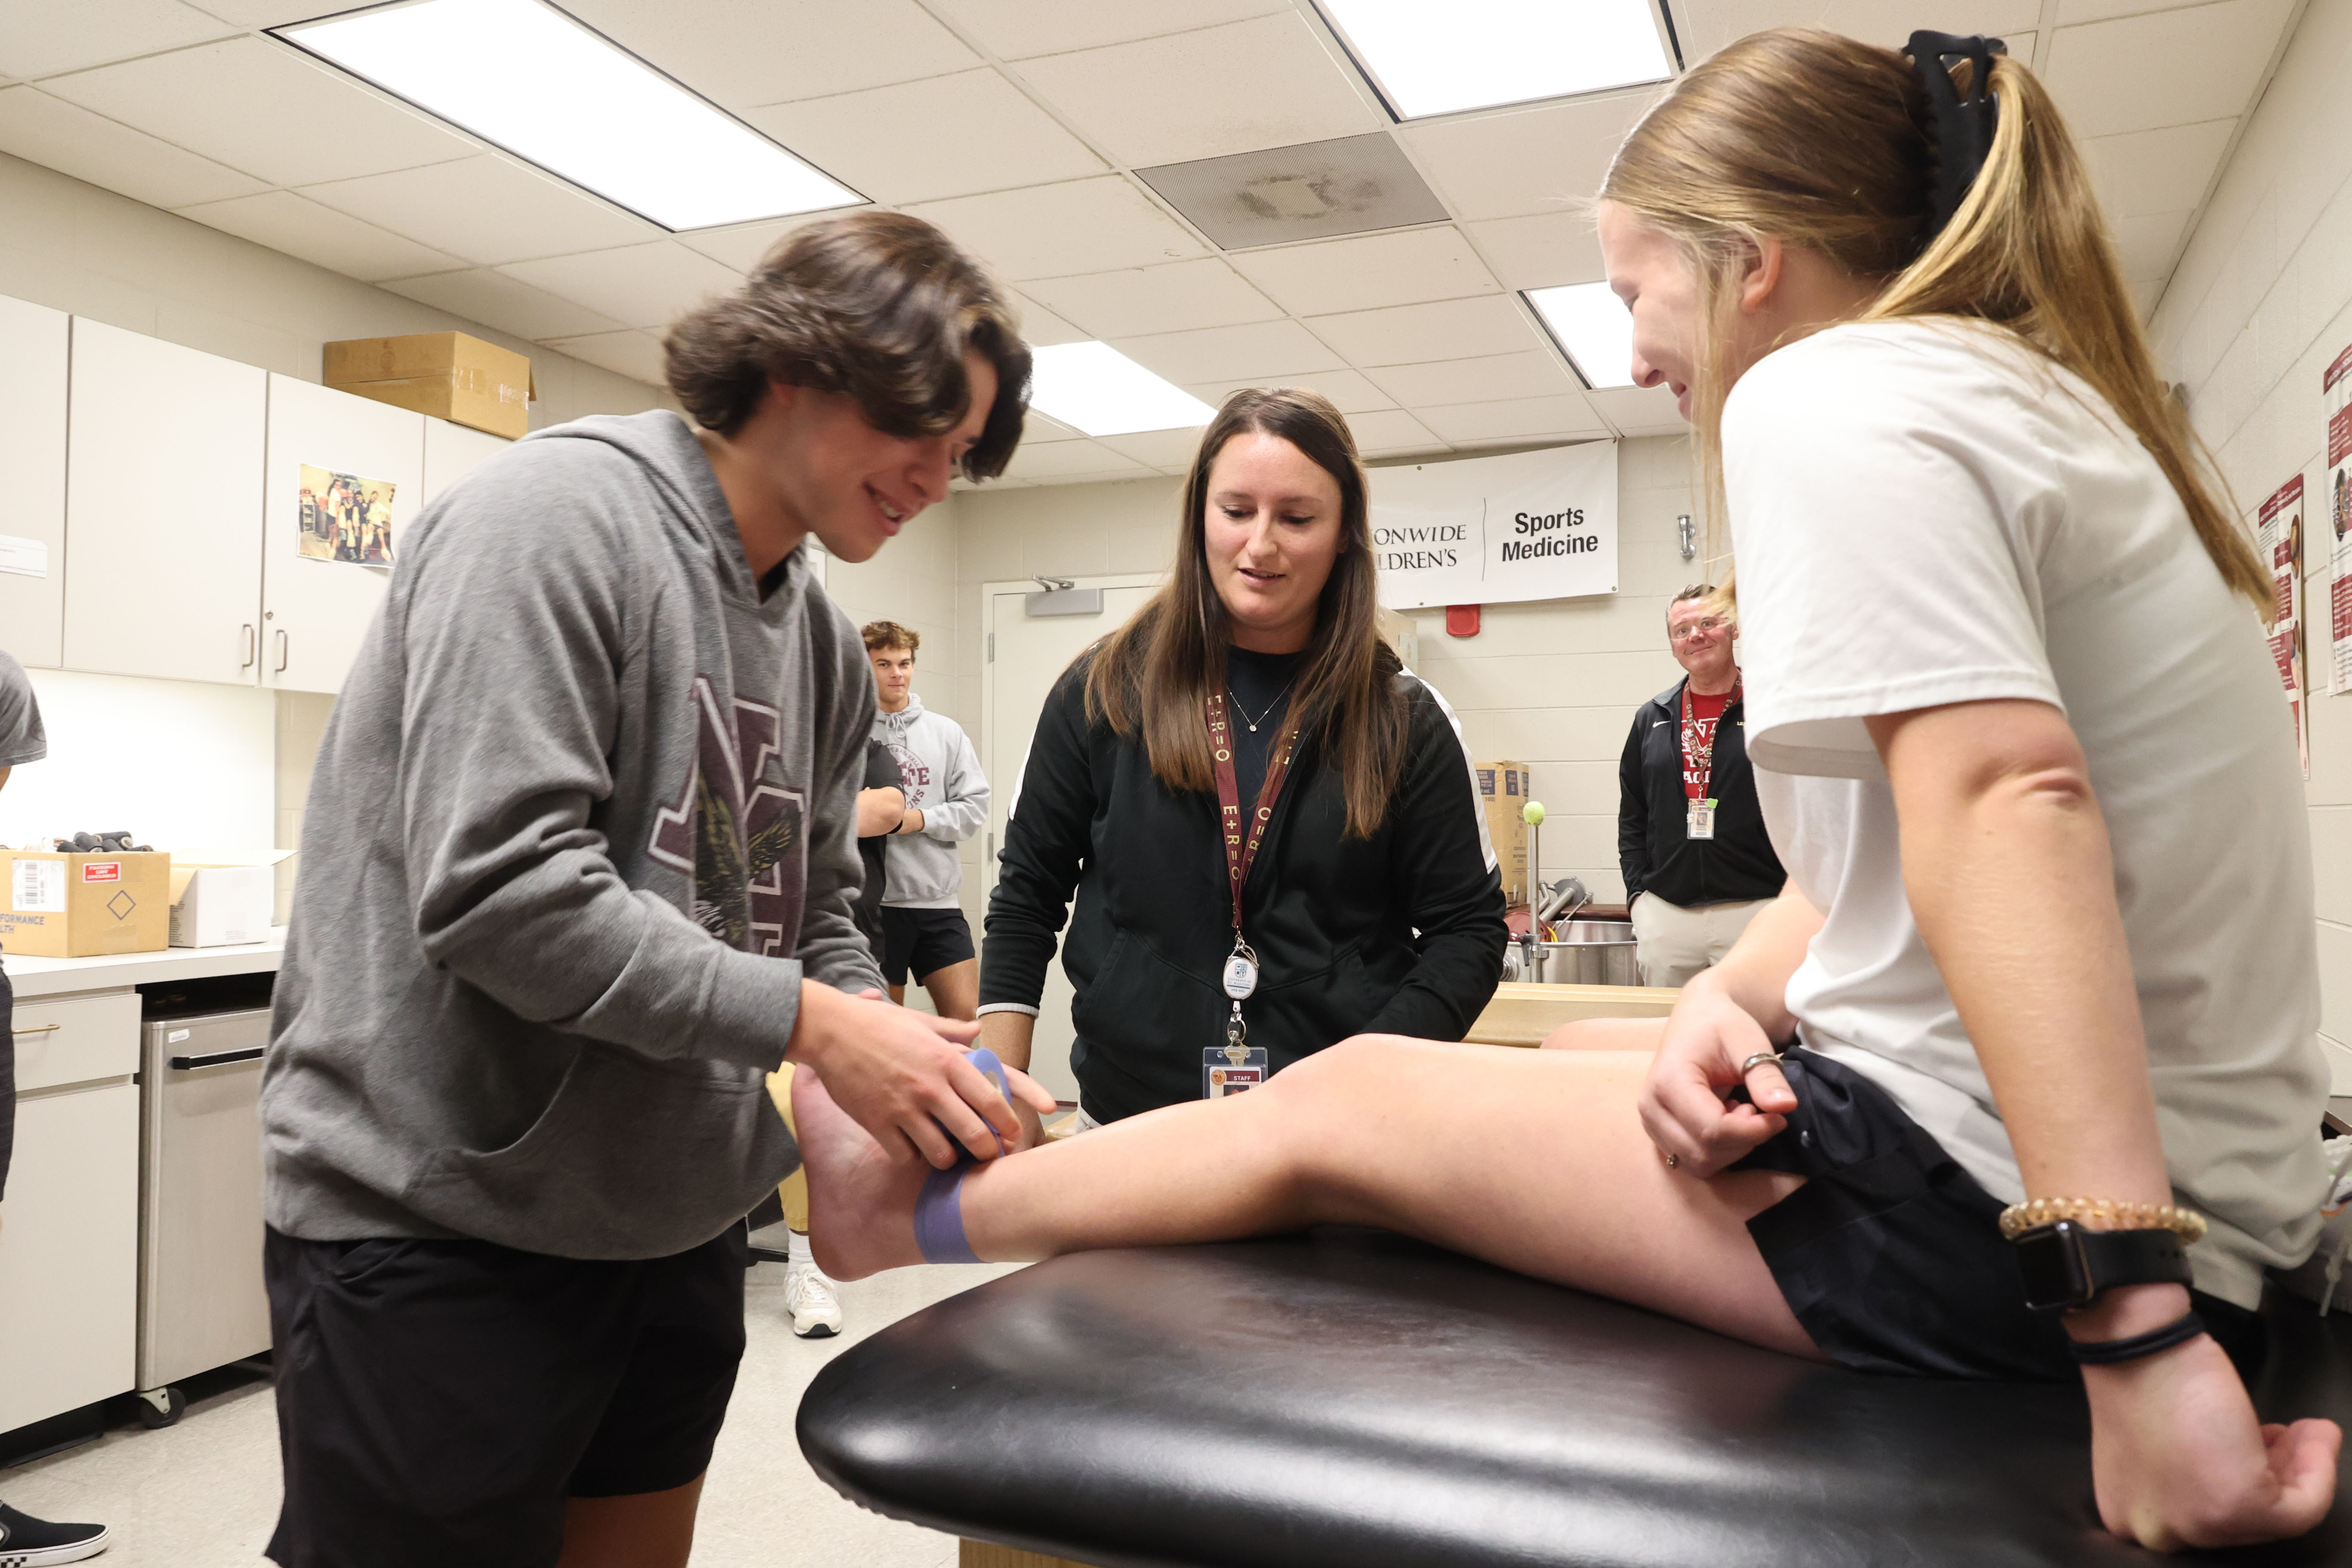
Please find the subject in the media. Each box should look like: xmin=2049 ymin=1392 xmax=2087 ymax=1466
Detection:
xmin=1419 ymin=395 xmax=1610 ymax=445
xmin=1369 ymin=351 xmax=1577 ymax=406
xmin=2109 ymin=208 xmax=2193 ymax=279
xmin=182 ymin=0 xmax=331 ymax=20
xmin=1231 ymin=226 xmax=1499 ymax=315
xmin=383 ymin=268 xmax=630 ymax=342
xmin=1022 ymin=411 xmax=1087 ymax=443
xmin=543 ymin=329 xmax=670 ymax=386
xmin=0 ymin=0 xmax=230 ymax=80
xmin=1098 ymin=427 xmax=1208 ymax=468
xmin=557 ymin=0 xmax=980 ymax=111
xmin=1011 ymin=293 xmax=1088 ymax=347
xmin=1400 ymin=90 xmax=1653 ymax=222
xmin=676 ymin=210 xmax=862 ymax=272
xmin=42 ymin=35 xmax=477 ymax=187
xmin=2044 ymin=0 xmax=2294 ymax=139
xmin=930 ymin=0 xmax=1288 ymax=61
xmin=1185 ymin=367 xmax=1395 ymax=414
xmin=744 ymin=69 xmax=1103 ymax=206
xmin=1347 ymin=408 xmax=1446 ymax=454
xmin=1585 ymin=384 xmax=1683 ymax=433
xmin=1012 ymin=13 xmax=1380 ymax=169
xmin=180 ymin=189 xmax=464 ymax=282
xmin=0 ymin=84 xmax=266 ymax=208
xmin=1672 ymin=0 xmax=2040 ymax=58
xmin=302 ymin=156 xmax=660 ymax=267
xmin=1112 ymin=320 xmax=1345 ymax=385
xmin=1307 ymin=296 xmax=1544 ymax=367
xmin=1024 ymin=259 xmax=1283 ymax=338
xmin=499 ymin=242 xmax=744 ymax=331
xmin=2057 ymin=0 xmax=2230 ymax=22
xmin=1466 ymin=211 xmax=1606 ymax=291
xmin=2079 ymin=119 xmax=2236 ymax=220
xmin=905 ymin=178 xmax=1207 ymax=279
xmin=1002 ymin=439 xmax=1152 ymax=479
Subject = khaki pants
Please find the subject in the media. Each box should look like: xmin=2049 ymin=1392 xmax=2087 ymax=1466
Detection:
xmin=1629 ymin=894 xmax=1772 ymax=989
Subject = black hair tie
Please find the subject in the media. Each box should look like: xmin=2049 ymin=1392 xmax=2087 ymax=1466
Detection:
xmin=2067 ymin=1309 xmax=2207 ymax=1366
xmin=1908 ymin=30 xmax=2008 ymax=239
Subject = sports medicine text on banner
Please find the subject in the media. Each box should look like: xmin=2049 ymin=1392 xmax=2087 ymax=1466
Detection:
xmin=1368 ymin=442 xmax=1619 ymax=611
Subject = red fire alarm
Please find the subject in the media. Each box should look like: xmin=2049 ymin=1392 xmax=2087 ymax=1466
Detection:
xmin=1446 ymin=604 xmax=1482 ymax=638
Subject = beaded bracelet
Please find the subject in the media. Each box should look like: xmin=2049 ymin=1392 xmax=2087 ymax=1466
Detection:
xmin=1997 ymin=1197 xmax=2208 ymax=1243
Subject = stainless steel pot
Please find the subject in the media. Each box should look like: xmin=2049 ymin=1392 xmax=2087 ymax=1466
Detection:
xmin=1539 ymin=919 xmax=1639 ymax=987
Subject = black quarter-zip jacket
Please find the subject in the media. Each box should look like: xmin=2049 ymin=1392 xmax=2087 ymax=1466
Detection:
xmin=1616 ymin=676 xmax=1785 ymax=908
xmin=983 ymin=652 xmax=1507 ymax=1122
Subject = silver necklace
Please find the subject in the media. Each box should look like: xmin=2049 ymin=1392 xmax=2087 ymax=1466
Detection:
xmin=1228 ymin=678 xmax=1296 ymax=733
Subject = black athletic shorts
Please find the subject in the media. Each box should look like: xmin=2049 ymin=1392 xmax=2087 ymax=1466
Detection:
xmin=880 ymin=905 xmax=975 ymax=986
xmin=1730 ymin=1046 xmax=2259 ymax=1381
xmin=263 ymin=1222 xmax=748 ymax=1568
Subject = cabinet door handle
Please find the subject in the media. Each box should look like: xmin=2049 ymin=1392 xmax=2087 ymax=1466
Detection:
xmin=168 ymin=1047 xmax=266 ymax=1072
xmin=275 ymin=629 xmax=289 ymax=672
xmin=9 ymin=1023 xmax=59 ymax=1037
xmin=242 ymin=623 xmax=257 ymax=668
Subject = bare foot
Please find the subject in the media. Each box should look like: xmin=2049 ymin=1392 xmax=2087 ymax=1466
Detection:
xmin=790 ymin=1067 xmax=937 ymax=1280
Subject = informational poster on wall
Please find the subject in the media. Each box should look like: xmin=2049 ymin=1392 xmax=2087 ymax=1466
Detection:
xmin=1369 ymin=441 xmax=1617 ymax=611
xmin=298 ymin=463 xmax=397 ymax=567
xmin=2257 ymin=473 xmax=2308 ymax=777
xmin=2325 ymin=344 xmax=2352 ymax=693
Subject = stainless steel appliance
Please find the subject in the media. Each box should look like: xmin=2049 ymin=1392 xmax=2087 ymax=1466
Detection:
xmin=1539 ymin=920 xmax=1641 ymax=987
xmin=135 ymin=995 xmax=271 ymax=1422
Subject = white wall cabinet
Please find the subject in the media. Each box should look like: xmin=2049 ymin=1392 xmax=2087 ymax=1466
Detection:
xmin=63 ymin=320 xmax=266 ymax=687
xmin=262 ymin=375 xmax=424 ymax=696
xmin=423 ymin=415 xmax=510 ymax=505
xmin=0 ymin=296 xmax=68 ymax=672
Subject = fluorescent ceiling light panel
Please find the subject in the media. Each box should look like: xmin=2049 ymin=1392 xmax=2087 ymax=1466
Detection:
xmin=1029 ymin=342 xmax=1217 ymax=437
xmin=1320 ymin=0 xmax=1672 ymax=119
xmin=275 ymin=0 xmax=860 ymax=231
xmin=1526 ymin=283 xmax=1637 ymax=389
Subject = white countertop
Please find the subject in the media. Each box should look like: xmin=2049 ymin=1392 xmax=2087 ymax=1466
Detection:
xmin=4 ymin=928 xmax=288 ymax=999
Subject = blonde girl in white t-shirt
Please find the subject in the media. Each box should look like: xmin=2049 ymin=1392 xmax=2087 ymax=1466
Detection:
xmin=787 ymin=29 xmax=2337 ymax=1551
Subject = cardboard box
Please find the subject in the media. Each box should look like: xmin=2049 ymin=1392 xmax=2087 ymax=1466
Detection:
xmin=168 ymin=851 xmax=293 ymax=948
xmin=324 ymin=332 xmax=534 ymax=441
xmin=0 ymin=850 xmax=170 ymax=958
xmin=1475 ymin=760 xmax=1531 ymax=908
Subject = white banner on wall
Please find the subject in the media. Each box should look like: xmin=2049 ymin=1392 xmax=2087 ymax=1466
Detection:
xmin=1369 ymin=441 xmax=1618 ymax=611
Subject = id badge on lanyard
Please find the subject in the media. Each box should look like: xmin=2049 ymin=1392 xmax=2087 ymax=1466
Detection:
xmin=1203 ymin=693 xmax=1295 ymax=1099
xmin=1681 ymin=679 xmax=1737 ymax=845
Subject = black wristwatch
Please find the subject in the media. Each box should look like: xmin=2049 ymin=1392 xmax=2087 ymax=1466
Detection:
xmin=2012 ymin=1221 xmax=2193 ymax=1312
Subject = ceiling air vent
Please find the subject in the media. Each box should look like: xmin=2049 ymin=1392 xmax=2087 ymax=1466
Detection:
xmin=1135 ymin=132 xmax=1448 ymax=251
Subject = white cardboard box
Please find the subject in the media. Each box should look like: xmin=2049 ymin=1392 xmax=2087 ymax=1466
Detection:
xmin=167 ymin=851 xmax=292 ymax=948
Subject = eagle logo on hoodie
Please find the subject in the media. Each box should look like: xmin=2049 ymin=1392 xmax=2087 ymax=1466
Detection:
xmin=648 ymin=676 xmax=805 ymax=956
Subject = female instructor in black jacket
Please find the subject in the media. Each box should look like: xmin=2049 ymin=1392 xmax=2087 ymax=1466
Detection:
xmin=977 ymin=387 xmax=1507 ymax=1123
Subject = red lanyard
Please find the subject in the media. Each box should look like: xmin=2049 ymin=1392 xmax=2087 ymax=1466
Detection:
xmin=1679 ymin=677 xmax=1740 ymax=799
xmin=1205 ymin=693 xmax=1302 ymax=933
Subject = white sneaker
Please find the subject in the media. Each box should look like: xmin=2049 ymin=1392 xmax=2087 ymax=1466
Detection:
xmin=784 ymin=1259 xmax=843 ymax=1339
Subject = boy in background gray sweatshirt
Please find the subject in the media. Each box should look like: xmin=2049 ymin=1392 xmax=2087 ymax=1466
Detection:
xmin=258 ymin=213 xmax=1047 ymax=1568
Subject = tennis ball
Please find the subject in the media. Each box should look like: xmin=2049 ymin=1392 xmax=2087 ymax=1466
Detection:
xmin=1522 ymin=801 xmax=1546 ymax=826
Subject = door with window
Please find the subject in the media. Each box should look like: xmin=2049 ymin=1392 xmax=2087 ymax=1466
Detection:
xmin=980 ymin=575 xmax=1159 ymax=1103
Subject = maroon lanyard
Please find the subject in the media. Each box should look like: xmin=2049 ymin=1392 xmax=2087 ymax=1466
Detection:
xmin=1679 ymin=677 xmax=1740 ymax=799
xmin=1205 ymin=693 xmax=1302 ymax=933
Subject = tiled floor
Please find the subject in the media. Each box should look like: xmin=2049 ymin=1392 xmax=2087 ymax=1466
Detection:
xmin=0 ymin=1246 xmax=1021 ymax=1566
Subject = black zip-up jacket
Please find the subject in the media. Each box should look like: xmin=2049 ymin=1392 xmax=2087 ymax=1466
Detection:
xmin=1617 ymin=677 xmax=1784 ymax=909
xmin=983 ymin=654 xmax=1507 ymax=1122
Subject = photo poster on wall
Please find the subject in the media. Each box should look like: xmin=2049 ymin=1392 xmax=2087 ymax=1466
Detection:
xmin=298 ymin=462 xmax=397 ymax=567
xmin=2325 ymin=343 xmax=2352 ymax=695
xmin=2257 ymin=472 xmax=2308 ymax=778
xmin=1368 ymin=441 xmax=1618 ymax=612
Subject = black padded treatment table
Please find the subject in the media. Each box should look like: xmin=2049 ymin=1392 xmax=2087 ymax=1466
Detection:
xmin=799 ymin=1227 xmax=2352 ymax=1568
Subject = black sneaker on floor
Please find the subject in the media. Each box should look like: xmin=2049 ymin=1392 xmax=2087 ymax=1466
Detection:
xmin=0 ymin=1502 xmax=110 ymax=1565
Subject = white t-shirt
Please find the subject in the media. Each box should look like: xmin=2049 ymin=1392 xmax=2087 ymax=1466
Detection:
xmin=1724 ymin=318 xmax=2328 ymax=1308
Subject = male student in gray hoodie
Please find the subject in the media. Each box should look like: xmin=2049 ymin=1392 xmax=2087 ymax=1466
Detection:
xmin=863 ymin=620 xmax=989 ymax=1019
xmin=257 ymin=212 xmax=1052 ymax=1568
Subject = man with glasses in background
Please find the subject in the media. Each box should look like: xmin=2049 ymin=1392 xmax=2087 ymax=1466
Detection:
xmin=1615 ymin=585 xmax=1784 ymax=987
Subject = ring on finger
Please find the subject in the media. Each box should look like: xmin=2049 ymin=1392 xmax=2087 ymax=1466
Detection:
xmin=1739 ymin=1051 xmax=1782 ymax=1075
